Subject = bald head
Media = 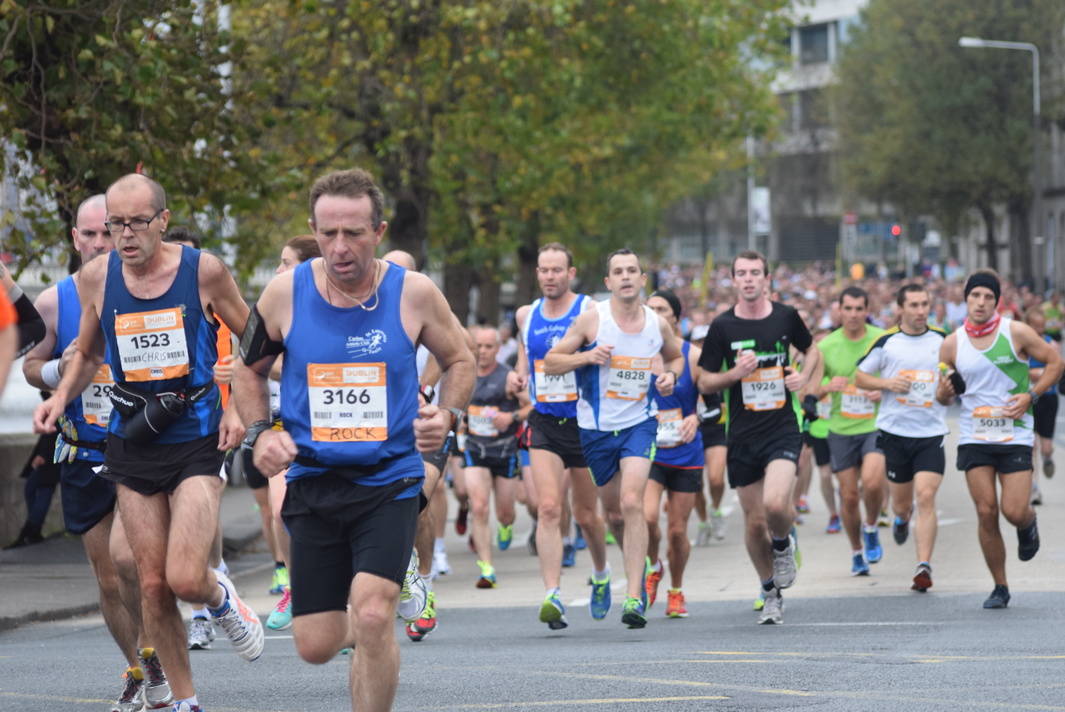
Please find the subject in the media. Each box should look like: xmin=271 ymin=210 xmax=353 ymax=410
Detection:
xmin=382 ymin=249 xmax=417 ymax=271
xmin=106 ymin=174 xmax=166 ymax=213
xmin=76 ymin=194 xmax=106 ymax=224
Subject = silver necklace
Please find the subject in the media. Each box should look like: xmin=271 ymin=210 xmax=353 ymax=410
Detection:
xmin=325 ymin=259 xmax=381 ymax=311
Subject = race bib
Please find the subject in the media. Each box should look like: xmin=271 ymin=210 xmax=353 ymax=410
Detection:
xmin=534 ymin=359 xmax=577 ymax=402
xmin=467 ymin=405 xmax=500 ymax=438
xmin=841 ymin=385 xmax=875 ymax=419
xmin=973 ymin=406 xmax=1013 ymax=442
xmin=816 ymin=394 xmax=832 ymax=420
xmin=114 ymin=307 xmax=189 ymax=382
xmin=656 ymin=408 xmax=683 ymax=448
xmin=80 ymin=364 xmax=114 ymax=427
xmin=741 ymin=366 xmax=785 ymax=411
xmin=606 ymin=356 xmax=652 ymax=401
xmin=898 ymin=369 xmax=935 ymax=408
xmin=307 ymin=363 xmax=388 ymax=442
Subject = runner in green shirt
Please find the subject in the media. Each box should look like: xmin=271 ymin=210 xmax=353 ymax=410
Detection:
xmin=813 ymin=286 xmax=886 ymax=576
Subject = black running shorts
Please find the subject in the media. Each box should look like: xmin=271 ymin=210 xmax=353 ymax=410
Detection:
xmin=283 ymin=474 xmax=421 ymax=617
xmin=877 ymin=431 xmax=945 ymax=484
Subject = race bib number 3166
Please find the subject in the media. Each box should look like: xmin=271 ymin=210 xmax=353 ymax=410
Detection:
xmin=308 ymin=363 xmax=388 ymax=442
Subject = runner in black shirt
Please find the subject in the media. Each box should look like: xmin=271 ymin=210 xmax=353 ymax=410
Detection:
xmin=697 ymin=250 xmax=820 ymax=624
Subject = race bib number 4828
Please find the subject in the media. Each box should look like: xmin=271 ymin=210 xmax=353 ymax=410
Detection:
xmin=308 ymin=363 xmax=388 ymax=442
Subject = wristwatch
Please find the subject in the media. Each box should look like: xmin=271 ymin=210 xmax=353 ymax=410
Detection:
xmin=244 ymin=419 xmax=274 ymax=448
xmin=443 ymin=406 xmax=464 ymax=430
xmin=1028 ymin=389 xmax=1040 ymax=405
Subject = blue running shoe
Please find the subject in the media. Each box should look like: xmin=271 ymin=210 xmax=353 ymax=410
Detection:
xmin=562 ymin=543 xmax=576 ymax=567
xmin=590 ymin=573 xmax=611 ymax=620
xmin=539 ymin=593 xmax=568 ymax=630
xmin=863 ymin=527 xmax=883 ymax=563
xmin=574 ymin=525 xmax=587 ymax=550
xmin=851 ymin=552 xmax=870 ymax=576
xmin=621 ymin=596 xmax=647 ymax=629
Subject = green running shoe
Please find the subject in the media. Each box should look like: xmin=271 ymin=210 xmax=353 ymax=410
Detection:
xmin=621 ymin=596 xmax=647 ymax=629
xmin=497 ymin=523 xmax=514 ymax=551
xmin=540 ymin=592 xmax=568 ymax=630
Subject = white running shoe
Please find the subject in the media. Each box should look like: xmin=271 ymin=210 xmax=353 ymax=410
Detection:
xmin=139 ymin=647 xmax=173 ymax=710
xmin=758 ymin=587 xmax=783 ymax=625
xmin=432 ymin=549 xmax=451 ymax=578
xmin=695 ymin=521 xmax=712 ymax=547
xmin=772 ymin=534 xmax=798 ymax=589
xmin=710 ymin=509 xmax=727 ymax=540
xmin=211 ymin=571 xmax=265 ymax=662
xmin=397 ymin=550 xmax=428 ymax=622
xmin=187 ymin=617 xmax=214 ymax=650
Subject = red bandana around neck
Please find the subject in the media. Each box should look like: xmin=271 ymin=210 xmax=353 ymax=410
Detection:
xmin=964 ymin=311 xmax=1001 ymax=339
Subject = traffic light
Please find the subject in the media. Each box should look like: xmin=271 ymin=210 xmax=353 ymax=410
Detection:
xmin=891 ymin=224 xmax=902 ymax=238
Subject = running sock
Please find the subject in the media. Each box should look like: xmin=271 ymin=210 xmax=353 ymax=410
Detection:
xmin=649 ymin=559 xmax=663 ymax=574
xmin=207 ymin=582 xmax=231 ymax=616
xmin=176 ymin=696 xmax=199 ymax=709
xmin=547 ymin=587 xmax=561 ymax=598
xmin=434 ymin=537 xmax=446 ymax=553
xmin=563 ymin=536 xmax=574 ymax=547
xmin=771 ymin=535 xmax=790 ymax=552
xmin=863 ymin=523 xmax=877 ymax=533
xmin=191 ymin=607 xmax=209 ymax=620
xmin=592 ymin=564 xmax=611 ymax=582
xmin=214 ymin=559 xmax=229 ymax=577
xmin=760 ymin=577 xmax=775 ymax=593
xmin=853 ymin=549 xmax=864 ymax=556
xmin=275 ymin=561 xmax=286 ymax=569
xmin=420 ymin=573 xmax=432 ymax=591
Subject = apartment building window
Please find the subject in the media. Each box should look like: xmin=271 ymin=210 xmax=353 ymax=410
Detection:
xmin=798 ymin=89 xmax=828 ymax=131
xmin=799 ymin=23 xmax=830 ymax=65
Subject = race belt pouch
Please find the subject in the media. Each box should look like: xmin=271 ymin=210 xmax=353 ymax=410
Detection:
xmin=109 ymin=382 xmax=215 ymax=445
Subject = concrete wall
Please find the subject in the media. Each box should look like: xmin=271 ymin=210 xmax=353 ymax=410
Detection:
xmin=0 ymin=433 xmax=66 ymax=545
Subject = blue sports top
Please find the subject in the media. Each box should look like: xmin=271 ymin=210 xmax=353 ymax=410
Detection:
xmin=522 ymin=294 xmax=590 ymax=418
xmin=282 ymin=259 xmax=423 ymax=491
xmin=651 ymin=340 xmax=704 ymax=467
xmin=56 ymin=275 xmax=112 ymax=461
xmin=1029 ymin=334 xmax=1059 ymax=396
xmin=101 ymin=245 xmax=221 ymax=443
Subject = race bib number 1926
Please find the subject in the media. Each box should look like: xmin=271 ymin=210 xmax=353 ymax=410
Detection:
xmin=741 ymin=366 xmax=785 ymax=411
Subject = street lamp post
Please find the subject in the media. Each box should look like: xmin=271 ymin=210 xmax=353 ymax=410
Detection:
xmin=958 ymin=36 xmax=1044 ymax=289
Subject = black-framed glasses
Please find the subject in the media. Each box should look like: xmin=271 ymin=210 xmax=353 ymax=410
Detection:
xmin=104 ymin=209 xmax=163 ymax=235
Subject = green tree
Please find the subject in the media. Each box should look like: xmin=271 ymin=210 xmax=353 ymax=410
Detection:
xmin=0 ymin=0 xmax=282 ymax=274
xmin=236 ymin=0 xmax=789 ymax=320
xmin=834 ymin=0 xmax=1065 ymax=277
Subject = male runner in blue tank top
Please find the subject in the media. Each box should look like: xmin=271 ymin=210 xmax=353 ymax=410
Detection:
xmin=23 ymin=194 xmax=175 ymax=711
xmin=233 ymin=168 xmax=475 ymax=712
xmin=33 ymin=174 xmax=257 ymax=712
xmin=544 ymin=248 xmax=685 ymax=629
xmin=936 ymin=269 xmax=1062 ymax=609
xmin=507 ymin=242 xmax=610 ymax=630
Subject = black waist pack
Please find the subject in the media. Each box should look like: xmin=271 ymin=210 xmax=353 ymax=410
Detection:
xmin=109 ymin=382 xmax=214 ymax=444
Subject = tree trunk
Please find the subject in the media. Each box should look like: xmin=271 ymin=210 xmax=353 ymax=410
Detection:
xmin=1008 ymin=200 xmax=1033 ymax=287
xmin=514 ymin=214 xmax=540 ymax=308
xmin=443 ymin=261 xmax=473 ymax=326
xmin=978 ymin=203 xmax=999 ymax=274
xmin=478 ymin=274 xmax=502 ymax=326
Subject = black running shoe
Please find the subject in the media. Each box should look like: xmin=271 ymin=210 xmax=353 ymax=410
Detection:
xmin=983 ymin=584 xmax=1010 ymax=609
xmin=1018 ymin=516 xmax=1040 ymax=562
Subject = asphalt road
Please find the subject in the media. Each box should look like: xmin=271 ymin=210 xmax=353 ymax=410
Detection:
xmin=2 ymin=410 xmax=1064 ymax=711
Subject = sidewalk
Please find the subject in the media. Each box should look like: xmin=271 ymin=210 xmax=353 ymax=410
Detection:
xmin=0 ymin=481 xmax=265 ymax=632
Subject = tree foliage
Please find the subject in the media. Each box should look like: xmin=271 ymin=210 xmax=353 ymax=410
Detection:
xmin=833 ymin=0 xmax=1065 ymax=276
xmin=0 ymin=0 xmax=281 ymax=272
xmin=234 ymin=0 xmax=790 ymax=317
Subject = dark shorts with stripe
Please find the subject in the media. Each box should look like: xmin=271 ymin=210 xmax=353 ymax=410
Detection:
xmin=528 ymin=410 xmax=587 ymax=469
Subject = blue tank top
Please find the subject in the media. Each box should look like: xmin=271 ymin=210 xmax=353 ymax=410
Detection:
xmin=101 ymin=246 xmax=221 ymax=443
xmin=56 ymin=276 xmax=111 ymax=460
xmin=1029 ymin=334 xmax=1059 ymax=396
xmin=282 ymin=260 xmax=423 ymax=489
xmin=522 ymin=294 xmax=589 ymax=418
xmin=651 ymin=340 xmax=704 ymax=467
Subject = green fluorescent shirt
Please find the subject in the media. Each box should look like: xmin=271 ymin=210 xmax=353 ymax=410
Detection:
xmin=819 ymin=324 xmax=885 ymax=436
